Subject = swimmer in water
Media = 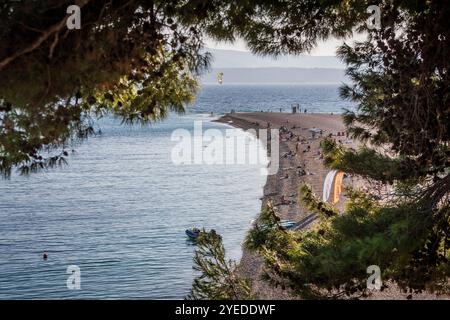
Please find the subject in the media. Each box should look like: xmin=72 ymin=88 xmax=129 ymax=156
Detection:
xmin=43 ymin=252 xmax=48 ymax=260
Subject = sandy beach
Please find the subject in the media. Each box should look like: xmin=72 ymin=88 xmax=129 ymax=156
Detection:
xmin=216 ymin=112 xmax=350 ymax=299
xmin=216 ymin=112 xmax=448 ymax=300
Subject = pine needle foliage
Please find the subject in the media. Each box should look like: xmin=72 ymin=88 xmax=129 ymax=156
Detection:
xmin=188 ymin=230 xmax=253 ymax=300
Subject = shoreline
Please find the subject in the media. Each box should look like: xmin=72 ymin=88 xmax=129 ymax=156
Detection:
xmin=215 ymin=112 xmax=347 ymax=299
xmin=215 ymin=112 xmax=448 ymax=300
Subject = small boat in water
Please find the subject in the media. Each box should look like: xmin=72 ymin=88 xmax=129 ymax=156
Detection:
xmin=185 ymin=228 xmax=201 ymax=240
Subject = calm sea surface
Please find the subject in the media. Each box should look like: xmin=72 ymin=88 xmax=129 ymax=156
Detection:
xmin=0 ymin=84 xmax=351 ymax=299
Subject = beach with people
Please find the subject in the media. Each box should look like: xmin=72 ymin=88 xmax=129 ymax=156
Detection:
xmin=216 ymin=112 xmax=448 ymax=300
xmin=216 ymin=112 xmax=353 ymax=298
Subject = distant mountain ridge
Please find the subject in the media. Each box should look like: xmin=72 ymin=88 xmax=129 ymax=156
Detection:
xmin=205 ymin=48 xmax=344 ymax=69
xmin=201 ymin=67 xmax=347 ymax=84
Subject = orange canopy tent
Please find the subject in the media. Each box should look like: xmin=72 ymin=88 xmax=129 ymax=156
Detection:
xmin=322 ymin=170 xmax=345 ymax=204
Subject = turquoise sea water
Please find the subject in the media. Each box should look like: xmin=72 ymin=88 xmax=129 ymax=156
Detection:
xmin=0 ymin=84 xmax=350 ymax=299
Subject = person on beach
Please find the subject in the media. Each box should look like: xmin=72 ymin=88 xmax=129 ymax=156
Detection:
xmin=279 ymin=196 xmax=288 ymax=205
xmin=283 ymin=150 xmax=297 ymax=158
xmin=279 ymin=195 xmax=296 ymax=206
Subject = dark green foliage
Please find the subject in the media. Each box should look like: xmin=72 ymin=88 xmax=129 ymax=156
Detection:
xmin=196 ymin=0 xmax=368 ymax=55
xmin=188 ymin=230 xmax=253 ymax=300
xmin=299 ymin=183 xmax=338 ymax=218
xmin=336 ymin=1 xmax=450 ymax=181
xmin=246 ymin=187 xmax=450 ymax=298
xmin=245 ymin=203 xmax=293 ymax=251
xmin=0 ymin=0 xmax=430 ymax=177
xmin=2 ymin=0 xmax=449 ymax=298
xmin=0 ymin=0 xmax=208 ymax=177
xmin=320 ymin=138 xmax=428 ymax=183
xmin=244 ymin=0 xmax=450 ymax=298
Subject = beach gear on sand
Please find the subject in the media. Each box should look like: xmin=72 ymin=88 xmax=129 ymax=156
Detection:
xmin=259 ymin=219 xmax=296 ymax=231
xmin=323 ymin=170 xmax=338 ymax=202
xmin=279 ymin=220 xmax=296 ymax=229
xmin=322 ymin=170 xmax=345 ymax=204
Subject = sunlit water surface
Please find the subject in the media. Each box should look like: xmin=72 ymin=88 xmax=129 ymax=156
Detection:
xmin=0 ymin=84 xmax=349 ymax=299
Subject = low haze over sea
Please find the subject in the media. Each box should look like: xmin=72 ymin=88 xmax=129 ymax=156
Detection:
xmin=0 ymin=84 xmax=351 ymax=299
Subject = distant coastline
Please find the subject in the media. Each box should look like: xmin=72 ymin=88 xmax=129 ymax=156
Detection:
xmin=205 ymin=48 xmax=345 ymax=69
xmin=200 ymin=82 xmax=345 ymax=86
xmin=201 ymin=67 xmax=348 ymax=84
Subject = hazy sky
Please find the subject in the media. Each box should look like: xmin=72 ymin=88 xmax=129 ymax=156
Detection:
xmin=205 ymin=34 xmax=366 ymax=56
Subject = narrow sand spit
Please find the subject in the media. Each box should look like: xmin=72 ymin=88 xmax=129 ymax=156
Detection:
xmin=216 ymin=112 xmax=350 ymax=299
xmin=215 ymin=112 xmax=448 ymax=300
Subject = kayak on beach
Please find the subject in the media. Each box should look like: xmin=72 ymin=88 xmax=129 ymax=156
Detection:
xmin=256 ymin=219 xmax=297 ymax=231
xmin=279 ymin=219 xmax=296 ymax=229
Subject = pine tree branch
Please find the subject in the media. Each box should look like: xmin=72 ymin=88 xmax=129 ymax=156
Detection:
xmin=0 ymin=0 xmax=91 ymax=71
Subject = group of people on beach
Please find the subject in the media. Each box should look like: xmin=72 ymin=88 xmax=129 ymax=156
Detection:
xmin=278 ymin=194 xmax=296 ymax=206
xmin=254 ymin=118 xmax=352 ymax=213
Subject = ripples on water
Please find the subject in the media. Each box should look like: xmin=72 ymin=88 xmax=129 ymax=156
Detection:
xmin=193 ymin=83 xmax=353 ymax=114
xmin=0 ymin=84 xmax=349 ymax=299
